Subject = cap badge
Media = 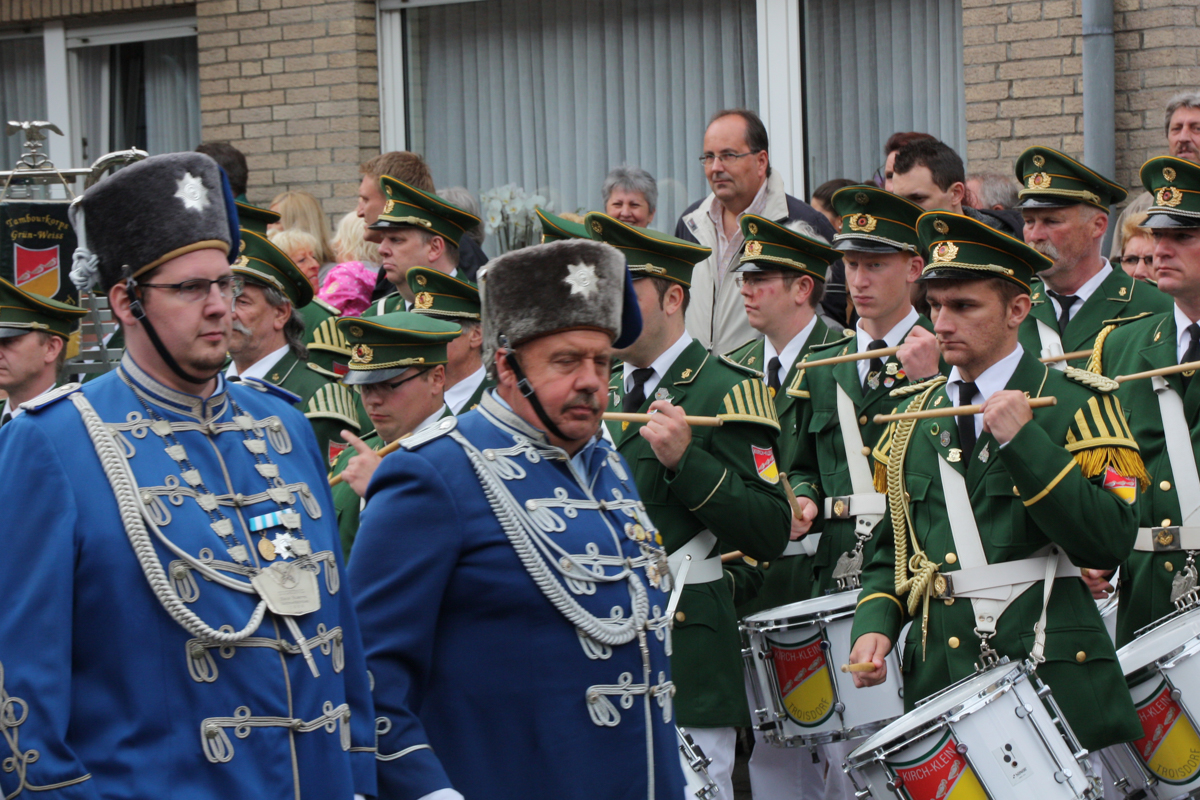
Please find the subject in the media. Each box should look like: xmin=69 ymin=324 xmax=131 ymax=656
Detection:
xmin=855 ymin=192 xmax=870 ymax=205
xmin=415 ymin=291 xmax=434 ymax=309
xmin=933 ymin=242 xmax=960 ymax=263
xmin=1157 ymin=187 xmax=1184 ymax=207
xmin=1165 ymin=167 xmax=1177 ymax=182
xmin=847 ymin=213 xmax=878 ymax=233
xmin=745 ymin=241 xmax=763 ymax=258
xmin=681 ymin=368 xmax=693 ymax=379
xmin=174 ymin=172 xmax=211 ymax=212
xmin=1028 ymin=172 xmax=1051 ymax=189
xmin=747 ymin=222 xmax=758 ymax=235
xmin=415 ymin=274 xmax=428 ymax=286
xmin=239 ymin=239 xmax=246 ymax=253
xmin=349 ymin=325 xmax=364 ymax=337
xmin=233 ymin=255 xmax=250 ymax=268
xmin=933 ymin=220 xmax=950 ymax=234
xmin=590 ymin=220 xmax=603 ymax=235
xmin=350 ymin=343 xmax=374 ymax=364
xmin=1032 ymin=154 xmax=1046 ymax=168
xmin=564 ymin=262 xmax=598 ymax=297
xmin=383 ymin=199 xmax=395 ymax=215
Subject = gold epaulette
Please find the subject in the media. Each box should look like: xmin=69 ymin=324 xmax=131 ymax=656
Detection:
xmin=784 ymin=354 xmax=812 ymax=399
xmin=871 ymin=419 xmax=897 ymax=493
xmin=718 ymin=379 xmax=780 ymax=430
xmin=1086 ymin=312 xmax=1157 ymax=375
xmin=305 ymin=382 xmax=361 ymax=429
xmin=889 ymin=374 xmax=947 ymax=398
xmin=308 ymin=315 xmax=352 ymax=355
xmin=1063 ymin=365 xmax=1118 ymax=393
xmin=1063 ymin=392 xmax=1150 ymax=489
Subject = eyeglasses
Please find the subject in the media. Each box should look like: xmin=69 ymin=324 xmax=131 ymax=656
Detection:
xmin=138 ymin=275 xmax=244 ymax=303
xmin=699 ymin=150 xmax=762 ymax=166
xmin=353 ymin=368 xmax=429 ymax=397
xmin=735 ymin=274 xmax=786 ymax=288
xmin=1120 ymin=255 xmax=1154 ymax=268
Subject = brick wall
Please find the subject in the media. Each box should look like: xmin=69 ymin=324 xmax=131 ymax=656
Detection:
xmin=196 ymin=0 xmax=379 ymax=220
xmin=1 ymin=0 xmax=190 ymax=24
xmin=962 ymin=0 xmax=1200 ymax=205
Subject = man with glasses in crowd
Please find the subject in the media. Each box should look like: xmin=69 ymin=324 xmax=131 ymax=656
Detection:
xmin=0 ymin=152 xmax=376 ymax=799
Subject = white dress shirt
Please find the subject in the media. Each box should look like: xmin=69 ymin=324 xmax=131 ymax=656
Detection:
xmin=225 ymin=344 xmax=289 ymax=382
xmin=945 ymin=344 xmax=1024 ymax=439
xmin=444 ymin=364 xmax=486 ymax=414
xmin=763 ymin=315 xmax=818 ymax=387
xmin=1047 ymin=260 xmax=1112 ymax=325
xmin=621 ymin=331 xmax=693 ymax=401
xmin=1176 ymin=303 xmax=1200 ymax=364
xmin=855 ymin=306 xmax=921 ymax=385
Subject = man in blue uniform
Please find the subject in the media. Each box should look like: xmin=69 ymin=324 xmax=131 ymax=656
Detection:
xmin=350 ymin=238 xmax=686 ymax=800
xmin=0 ymin=153 xmax=376 ymax=799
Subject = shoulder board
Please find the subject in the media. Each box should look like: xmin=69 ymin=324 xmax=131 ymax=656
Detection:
xmin=304 ymin=382 xmax=361 ymax=428
xmin=889 ymin=375 xmax=947 ymax=398
xmin=21 ymin=382 xmax=81 ymax=413
xmin=311 ymin=297 xmax=341 ymax=316
xmin=1062 ymin=366 xmax=1118 ymax=393
xmin=1101 ymin=310 xmax=1157 ymax=328
xmin=400 ymin=415 xmax=458 ymax=450
xmin=305 ymin=361 xmax=342 ymax=380
xmin=722 ymin=337 xmax=759 ymax=362
xmin=309 ymin=316 xmax=351 ymax=354
xmin=808 ymin=332 xmax=855 ymax=353
xmin=239 ymin=377 xmax=302 ymax=404
xmin=717 ymin=378 xmax=780 ymax=430
xmin=1063 ymin=391 xmax=1149 ymax=487
xmin=718 ymin=352 xmax=763 ymax=378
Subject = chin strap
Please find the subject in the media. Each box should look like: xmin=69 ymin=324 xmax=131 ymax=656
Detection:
xmin=127 ymin=277 xmax=222 ymax=387
xmin=500 ymin=336 xmax=571 ymax=443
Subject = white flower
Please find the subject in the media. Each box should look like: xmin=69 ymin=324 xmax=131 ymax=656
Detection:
xmin=484 ymin=206 xmax=504 ymax=234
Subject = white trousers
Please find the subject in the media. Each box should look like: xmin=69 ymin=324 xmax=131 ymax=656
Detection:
xmin=747 ymin=733 xmax=857 ymax=800
xmin=683 ymin=727 xmax=736 ymax=800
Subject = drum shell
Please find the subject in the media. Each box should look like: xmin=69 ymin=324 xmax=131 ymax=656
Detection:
xmin=742 ymin=593 xmax=904 ymax=745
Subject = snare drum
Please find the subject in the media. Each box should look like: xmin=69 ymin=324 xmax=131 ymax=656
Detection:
xmin=845 ymin=660 xmax=1099 ymax=800
xmin=677 ymin=727 xmax=718 ymax=799
xmin=741 ymin=592 xmax=904 ymax=745
xmin=1108 ymin=603 xmax=1200 ymax=798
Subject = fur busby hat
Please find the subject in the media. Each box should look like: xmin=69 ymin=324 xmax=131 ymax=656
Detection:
xmin=480 ymin=239 xmax=641 ymax=378
xmin=69 ymin=152 xmax=238 ymax=293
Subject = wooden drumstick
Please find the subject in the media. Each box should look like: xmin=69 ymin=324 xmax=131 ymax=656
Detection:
xmin=796 ymin=345 xmax=901 ymax=370
xmin=1116 ymin=359 xmax=1200 ymax=384
xmin=840 ymin=663 xmax=879 ymax=673
xmin=777 ymin=471 xmax=806 ymax=521
xmin=721 ymin=550 xmax=746 ymax=563
xmin=329 ymin=438 xmax=405 ymax=487
xmin=602 ymin=412 xmax=724 ymax=427
xmin=874 ymin=396 xmax=1057 ymax=423
xmin=1038 ymin=350 xmax=1093 ymax=364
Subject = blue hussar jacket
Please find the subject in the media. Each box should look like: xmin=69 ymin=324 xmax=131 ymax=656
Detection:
xmin=0 ymin=354 xmax=376 ymax=799
xmin=350 ymin=392 xmax=684 ymax=800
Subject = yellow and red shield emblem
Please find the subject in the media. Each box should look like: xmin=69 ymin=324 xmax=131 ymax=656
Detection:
xmin=1103 ymin=466 xmax=1137 ymax=505
xmin=768 ymin=632 xmax=834 ymax=726
xmin=1133 ymin=680 xmax=1200 ymax=784
xmin=889 ymin=731 xmax=987 ymax=800
xmin=751 ymin=444 xmax=779 ymax=484
xmin=14 ymin=243 xmax=60 ymax=297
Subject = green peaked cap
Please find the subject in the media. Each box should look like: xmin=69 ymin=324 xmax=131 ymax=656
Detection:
xmin=407 ymin=266 xmax=480 ymax=320
xmin=1014 ymin=146 xmax=1127 ymax=211
xmin=233 ymin=229 xmax=314 ymax=308
xmin=581 ymin=212 xmax=711 ymax=287
xmin=0 ymin=277 xmax=87 ymax=340
xmin=234 ymin=201 xmax=280 ymax=235
xmin=336 ymin=311 xmax=462 ymax=385
xmin=370 ymin=176 xmax=480 ymax=246
xmin=734 ymin=214 xmax=837 ymax=282
xmin=536 ymin=207 xmax=589 ymax=243
xmin=1141 ymin=156 xmax=1200 ymax=229
xmin=916 ymin=210 xmax=1051 ymax=294
xmin=830 ymin=184 xmax=923 ymax=253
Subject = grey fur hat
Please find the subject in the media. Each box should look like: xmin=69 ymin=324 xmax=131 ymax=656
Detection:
xmin=480 ymin=239 xmax=639 ymax=377
xmin=69 ymin=152 xmax=237 ymax=292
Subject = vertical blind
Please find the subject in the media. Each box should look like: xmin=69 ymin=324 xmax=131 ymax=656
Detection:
xmin=0 ymin=37 xmax=48 ymax=169
xmin=803 ymin=0 xmax=966 ymax=188
xmin=401 ymin=0 xmax=758 ymax=239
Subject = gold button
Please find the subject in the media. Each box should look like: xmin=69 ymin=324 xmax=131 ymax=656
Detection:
xmin=859 ymin=415 xmax=868 ymax=426
xmin=861 ymin=446 xmax=872 ymax=456
xmin=1076 ymin=651 xmax=1086 ymax=663
xmin=949 ymin=637 xmax=960 ymax=648
xmin=945 ymin=552 xmax=958 ymax=564
xmin=944 ymin=597 xmax=955 ymax=606
xmin=675 ymin=612 xmax=686 ymax=622
xmin=1167 ymin=562 xmax=1175 ymax=572
xmin=1163 ymin=519 xmax=1173 ymax=527
xmin=1161 ymin=481 xmax=1172 ymax=491
xmin=1012 ymin=486 xmax=1020 ymax=496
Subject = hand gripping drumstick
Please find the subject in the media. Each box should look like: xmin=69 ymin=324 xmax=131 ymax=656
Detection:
xmin=602 ymin=412 xmax=724 ymax=427
xmin=874 ymin=396 xmax=1057 ymax=423
xmin=721 ymin=475 xmax=807 ymax=564
xmin=1116 ymin=359 xmax=1200 ymax=384
xmin=840 ymin=663 xmax=879 ymax=673
xmin=329 ymin=438 xmax=405 ymax=487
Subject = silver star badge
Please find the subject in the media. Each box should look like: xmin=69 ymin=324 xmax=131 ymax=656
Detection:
xmin=174 ymin=172 xmax=210 ymax=212
xmin=564 ymin=262 xmax=598 ymax=297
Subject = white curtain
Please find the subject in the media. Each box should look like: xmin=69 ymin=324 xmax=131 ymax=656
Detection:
xmin=803 ymin=0 xmax=966 ymax=187
xmin=144 ymin=37 xmax=201 ymax=155
xmin=0 ymin=37 xmax=48 ymax=169
xmin=404 ymin=0 xmax=758 ymax=238
xmin=71 ymin=46 xmax=112 ymax=164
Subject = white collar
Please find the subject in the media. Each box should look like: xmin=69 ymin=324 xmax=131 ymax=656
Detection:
xmin=855 ymin=306 xmax=920 ymax=382
xmin=1175 ymin=303 xmax=1200 ymax=364
xmin=414 ymin=405 xmax=448 ymax=435
xmin=763 ymin=315 xmax=818 ymax=385
xmin=444 ymin=364 xmax=486 ymax=414
xmin=622 ymin=331 xmax=693 ymax=400
xmin=1047 ymin=260 xmax=1112 ymax=321
xmin=226 ymin=343 xmax=289 ymax=382
xmin=946 ymin=343 xmax=1024 ymax=425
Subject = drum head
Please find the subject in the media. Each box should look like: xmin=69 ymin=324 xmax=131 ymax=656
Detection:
xmin=1118 ymin=604 xmax=1200 ymax=675
xmin=742 ymin=591 xmax=857 ymax=627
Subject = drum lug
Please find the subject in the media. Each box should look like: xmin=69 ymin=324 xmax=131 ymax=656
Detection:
xmin=955 ymin=742 xmax=968 ymax=754
xmin=885 ymin=776 xmax=904 ymax=792
xmin=1015 ymin=703 xmax=1032 ymax=718
xmin=1170 ymin=687 xmax=1183 ymax=702
xmin=833 ymin=702 xmax=845 ymax=715
xmin=1053 ymin=769 xmax=1071 ymax=783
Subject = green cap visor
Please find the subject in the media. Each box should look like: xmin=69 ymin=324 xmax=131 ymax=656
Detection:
xmin=369 ymin=176 xmax=480 ymax=247
xmin=233 ymin=230 xmax=314 ymax=308
xmin=916 ymin=211 xmax=1051 ymax=293
xmin=1141 ymin=156 xmax=1200 ymax=229
xmin=582 ymin=212 xmax=711 ymax=286
xmin=733 ymin=214 xmax=836 ymax=281
xmin=0 ymin=277 xmax=88 ymax=340
xmin=1014 ymin=146 xmax=1127 ymax=211
xmin=234 ymin=201 xmax=281 ymax=235
xmin=536 ymin=208 xmax=589 ymax=242
xmin=407 ymin=266 xmax=481 ymax=320
xmin=829 ymin=185 xmax=923 ymax=253
xmin=336 ymin=311 xmax=461 ymax=385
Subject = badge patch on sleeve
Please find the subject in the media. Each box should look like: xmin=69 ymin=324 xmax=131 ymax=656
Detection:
xmin=1103 ymin=466 xmax=1137 ymax=504
xmin=328 ymin=441 xmax=347 ymax=467
xmin=752 ymin=445 xmax=780 ymax=484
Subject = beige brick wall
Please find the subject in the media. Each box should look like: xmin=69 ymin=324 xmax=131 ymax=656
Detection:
xmin=196 ymin=0 xmax=379 ymax=220
xmin=1 ymin=0 xmax=190 ymax=24
xmin=963 ymin=0 xmax=1200 ymax=206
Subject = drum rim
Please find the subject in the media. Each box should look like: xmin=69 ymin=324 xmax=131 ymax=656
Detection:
xmin=741 ymin=591 xmax=859 ymax=629
xmin=1118 ymin=603 xmax=1200 ymax=675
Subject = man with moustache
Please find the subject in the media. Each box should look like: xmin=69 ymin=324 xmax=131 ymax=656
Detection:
xmin=1013 ymin=147 xmax=1171 ymax=369
xmin=0 ymin=152 xmax=376 ymax=799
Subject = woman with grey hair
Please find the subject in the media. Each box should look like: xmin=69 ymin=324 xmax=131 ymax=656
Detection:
xmin=602 ymin=165 xmax=657 ymax=227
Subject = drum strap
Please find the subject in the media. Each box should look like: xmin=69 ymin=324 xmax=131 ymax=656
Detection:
xmin=1036 ymin=319 xmax=1067 ymax=371
xmin=938 ymin=454 xmax=1073 ymax=663
xmin=1155 ymin=376 xmax=1200 ymax=526
xmin=667 ymin=530 xmax=722 ymax=585
xmin=833 ymin=385 xmax=885 ymax=540
xmin=782 ymin=538 xmax=817 ymax=558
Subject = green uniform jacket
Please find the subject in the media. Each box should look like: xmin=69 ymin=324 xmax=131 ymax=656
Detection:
xmin=331 ymin=431 xmax=383 ymax=562
xmin=264 ymin=349 xmax=365 ymax=467
xmin=850 ymin=351 xmax=1143 ymax=751
xmin=300 ymin=298 xmax=354 ymax=379
xmin=1018 ymin=268 xmax=1171 ymax=367
xmin=723 ymin=319 xmax=843 ymax=616
xmin=790 ymin=315 xmax=937 ymax=597
xmin=1094 ymin=311 xmax=1200 ymax=645
xmin=361 ymin=292 xmax=405 ymax=318
xmin=605 ymin=338 xmax=791 ymax=728
xmin=458 ymin=375 xmax=495 ymax=415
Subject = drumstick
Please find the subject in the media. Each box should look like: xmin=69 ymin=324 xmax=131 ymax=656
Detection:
xmin=329 ymin=438 xmax=405 ymax=487
xmin=721 ymin=550 xmax=746 ymax=563
xmin=777 ymin=471 xmax=806 ymax=521
xmin=1116 ymin=359 xmax=1200 ymax=384
xmin=1038 ymin=350 xmax=1092 ymax=364
xmin=840 ymin=662 xmax=879 ymax=673
xmin=874 ymin=396 xmax=1057 ymax=423
xmin=796 ymin=346 xmax=900 ymax=370
xmin=602 ymin=412 xmax=724 ymax=427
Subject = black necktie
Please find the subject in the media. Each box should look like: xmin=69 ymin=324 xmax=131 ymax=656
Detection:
xmin=623 ymin=367 xmax=655 ymax=412
xmin=767 ymin=356 xmax=782 ymax=394
xmin=1183 ymin=324 xmax=1200 ymax=388
xmin=956 ymin=380 xmax=979 ymax=460
xmin=1048 ymin=291 xmax=1079 ymax=335
xmin=864 ymin=339 xmax=888 ymax=391
xmin=0 ymin=410 xmax=9 ymax=429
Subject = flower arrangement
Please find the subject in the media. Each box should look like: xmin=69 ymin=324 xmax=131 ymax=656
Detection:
xmin=480 ymin=184 xmax=550 ymax=254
